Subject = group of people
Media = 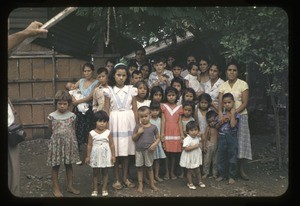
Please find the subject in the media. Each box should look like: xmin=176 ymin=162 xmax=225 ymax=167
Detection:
xmin=47 ymin=46 xmax=252 ymax=197
xmin=8 ymin=21 xmax=252 ymax=198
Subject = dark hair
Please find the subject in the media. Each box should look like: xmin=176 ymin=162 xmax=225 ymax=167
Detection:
xmin=135 ymin=47 xmax=146 ymax=55
xmin=171 ymin=61 xmax=183 ymax=69
xmin=186 ymin=121 xmax=199 ymax=133
xmin=54 ymin=90 xmax=72 ymax=105
xmin=164 ymin=86 xmax=179 ymax=103
xmin=199 ymin=56 xmax=211 ymax=66
xmin=222 ymin=92 xmax=235 ymax=101
xmin=105 ymin=58 xmax=116 ymax=65
xmin=198 ymin=93 xmax=212 ymax=109
xmin=226 ymin=60 xmax=239 ymax=70
xmin=138 ymin=105 xmax=150 ymax=113
xmin=149 ymin=100 xmax=161 ymax=110
xmin=82 ymin=62 xmax=94 ymax=71
xmin=94 ymin=110 xmax=109 ymax=122
xmin=128 ymin=61 xmax=138 ymax=69
xmin=150 ymin=85 xmax=164 ymax=101
xmin=187 ymin=62 xmax=198 ymax=72
xmin=206 ymin=110 xmax=218 ymax=122
xmin=134 ymin=80 xmax=149 ymax=99
xmin=182 ymin=88 xmax=197 ymax=103
xmin=96 ymin=67 xmax=108 ymax=75
xmin=171 ymin=77 xmax=186 ymax=92
xmin=182 ymin=100 xmax=196 ymax=113
xmin=108 ymin=63 xmax=131 ymax=86
xmin=131 ymin=69 xmax=143 ymax=77
xmin=153 ymin=57 xmax=166 ymax=64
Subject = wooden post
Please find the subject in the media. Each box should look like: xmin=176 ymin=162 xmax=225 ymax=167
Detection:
xmin=9 ymin=7 xmax=78 ymax=56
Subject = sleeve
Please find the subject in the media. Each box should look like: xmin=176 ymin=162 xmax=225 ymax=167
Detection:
xmin=182 ymin=137 xmax=190 ymax=147
xmin=148 ymin=72 xmax=155 ymax=88
xmin=178 ymin=105 xmax=184 ymax=115
xmin=130 ymin=85 xmax=138 ymax=97
xmin=103 ymin=87 xmax=112 ymax=98
xmin=160 ymin=104 xmax=166 ymax=113
xmin=47 ymin=114 xmax=53 ymax=121
xmin=218 ymin=81 xmax=226 ymax=94
xmin=240 ymin=79 xmax=249 ymax=92
xmin=133 ymin=124 xmax=141 ymax=134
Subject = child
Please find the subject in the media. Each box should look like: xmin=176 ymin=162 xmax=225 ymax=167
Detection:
xmin=105 ymin=58 xmax=115 ymax=74
xmin=149 ymin=85 xmax=164 ymax=103
xmin=134 ymin=80 xmax=151 ymax=111
xmin=131 ymin=70 xmax=143 ymax=85
xmin=85 ymin=111 xmax=116 ymax=197
xmin=104 ymin=63 xmax=137 ymax=190
xmin=128 ymin=60 xmax=139 ymax=76
xmin=148 ymin=57 xmax=174 ymax=91
xmin=195 ymin=93 xmax=212 ymax=139
xmin=184 ymin=62 xmax=204 ymax=97
xmin=161 ymin=86 xmax=184 ymax=180
xmin=179 ymin=121 xmax=205 ymax=189
xmin=202 ymin=110 xmax=219 ymax=179
xmin=216 ymin=93 xmax=240 ymax=185
xmin=171 ymin=77 xmax=186 ymax=105
xmin=65 ymin=82 xmax=89 ymax=115
xmin=140 ymin=63 xmax=152 ymax=85
xmin=92 ymin=67 xmax=109 ymax=113
xmin=171 ymin=61 xmax=188 ymax=89
xmin=149 ymin=100 xmax=167 ymax=182
xmin=47 ymin=90 xmax=80 ymax=197
xmin=182 ymin=87 xmax=197 ymax=105
xmin=132 ymin=106 xmax=160 ymax=193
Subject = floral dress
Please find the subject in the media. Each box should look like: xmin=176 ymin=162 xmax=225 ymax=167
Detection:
xmin=47 ymin=111 xmax=80 ymax=166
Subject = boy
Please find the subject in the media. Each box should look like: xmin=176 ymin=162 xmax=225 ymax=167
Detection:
xmin=92 ymin=67 xmax=108 ymax=112
xmin=148 ymin=57 xmax=173 ymax=91
xmin=131 ymin=70 xmax=143 ymax=85
xmin=202 ymin=110 xmax=219 ymax=179
xmin=172 ymin=61 xmax=189 ymax=89
xmin=216 ymin=93 xmax=240 ymax=184
xmin=132 ymin=106 xmax=160 ymax=193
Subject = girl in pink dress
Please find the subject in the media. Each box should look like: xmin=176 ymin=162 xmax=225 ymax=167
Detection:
xmin=161 ymin=86 xmax=184 ymax=180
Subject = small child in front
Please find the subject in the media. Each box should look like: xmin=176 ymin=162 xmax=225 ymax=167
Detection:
xmin=65 ymin=82 xmax=89 ymax=115
xmin=132 ymin=106 xmax=160 ymax=193
xmin=179 ymin=121 xmax=205 ymax=190
xmin=216 ymin=93 xmax=240 ymax=184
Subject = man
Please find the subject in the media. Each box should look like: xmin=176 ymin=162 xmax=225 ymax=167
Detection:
xmin=134 ymin=47 xmax=147 ymax=70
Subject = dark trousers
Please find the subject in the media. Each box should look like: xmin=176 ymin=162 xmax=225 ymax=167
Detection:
xmin=217 ymin=132 xmax=238 ymax=179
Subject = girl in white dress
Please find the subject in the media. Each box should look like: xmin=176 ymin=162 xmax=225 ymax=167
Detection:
xmin=104 ymin=63 xmax=138 ymax=190
xmin=184 ymin=62 xmax=204 ymax=97
xmin=85 ymin=111 xmax=115 ymax=197
xmin=180 ymin=121 xmax=205 ymax=190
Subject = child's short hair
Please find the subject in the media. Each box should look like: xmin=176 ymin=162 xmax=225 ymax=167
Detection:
xmin=54 ymin=90 xmax=72 ymax=105
xmin=187 ymin=62 xmax=198 ymax=71
xmin=149 ymin=100 xmax=160 ymax=110
xmin=153 ymin=57 xmax=166 ymax=64
xmin=222 ymin=92 xmax=235 ymax=101
xmin=138 ymin=106 xmax=150 ymax=113
xmin=182 ymin=100 xmax=196 ymax=113
xmin=171 ymin=77 xmax=186 ymax=91
xmin=164 ymin=86 xmax=179 ymax=103
xmin=171 ymin=61 xmax=183 ymax=69
xmin=198 ymin=93 xmax=212 ymax=108
xmin=105 ymin=58 xmax=116 ymax=65
xmin=96 ymin=67 xmax=108 ymax=75
xmin=186 ymin=121 xmax=199 ymax=133
xmin=94 ymin=110 xmax=109 ymax=122
xmin=182 ymin=88 xmax=197 ymax=102
xmin=132 ymin=69 xmax=143 ymax=77
xmin=128 ymin=61 xmax=138 ymax=69
xmin=206 ymin=110 xmax=218 ymax=122
xmin=133 ymin=80 xmax=149 ymax=99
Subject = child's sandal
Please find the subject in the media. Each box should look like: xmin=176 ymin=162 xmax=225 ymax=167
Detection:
xmin=187 ymin=183 xmax=196 ymax=190
xmin=199 ymin=182 xmax=206 ymax=188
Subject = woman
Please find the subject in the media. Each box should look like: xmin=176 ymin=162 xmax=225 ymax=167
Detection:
xmin=198 ymin=56 xmax=211 ymax=86
xmin=218 ymin=62 xmax=252 ymax=180
xmin=204 ymin=63 xmax=225 ymax=112
xmin=73 ymin=62 xmax=99 ymax=163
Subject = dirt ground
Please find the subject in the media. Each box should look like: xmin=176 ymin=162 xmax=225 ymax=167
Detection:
xmin=10 ymin=129 xmax=290 ymax=205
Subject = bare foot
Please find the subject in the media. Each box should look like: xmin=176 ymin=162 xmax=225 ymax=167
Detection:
xmin=228 ymin=178 xmax=235 ymax=184
xmin=216 ymin=177 xmax=224 ymax=182
xmin=137 ymin=184 xmax=143 ymax=193
xmin=150 ymin=184 xmax=159 ymax=192
xmin=67 ymin=186 xmax=80 ymax=195
xmin=52 ymin=190 xmax=63 ymax=197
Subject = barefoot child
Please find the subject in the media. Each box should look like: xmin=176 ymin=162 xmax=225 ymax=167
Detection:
xmin=132 ymin=106 xmax=160 ymax=193
xmin=85 ymin=111 xmax=115 ymax=197
xmin=47 ymin=90 xmax=80 ymax=197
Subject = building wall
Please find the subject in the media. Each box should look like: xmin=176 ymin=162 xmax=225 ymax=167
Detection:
xmin=8 ymin=43 xmax=115 ymax=140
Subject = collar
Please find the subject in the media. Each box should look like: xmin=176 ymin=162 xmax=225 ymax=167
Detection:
xmin=113 ymin=85 xmax=128 ymax=94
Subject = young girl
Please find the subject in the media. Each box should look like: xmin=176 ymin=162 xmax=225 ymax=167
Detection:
xmin=149 ymin=85 xmax=164 ymax=103
xmin=182 ymin=87 xmax=197 ymax=105
xmin=161 ymin=86 xmax=184 ymax=180
xmin=92 ymin=67 xmax=109 ymax=113
xmin=195 ymin=93 xmax=212 ymax=138
xmin=104 ymin=63 xmax=138 ymax=190
xmin=134 ymin=80 xmax=151 ymax=109
xmin=184 ymin=62 xmax=204 ymax=97
xmin=179 ymin=121 xmax=205 ymax=190
xmin=47 ymin=90 xmax=80 ymax=197
xmin=171 ymin=77 xmax=185 ymax=105
xmin=85 ymin=111 xmax=116 ymax=197
xmin=149 ymin=100 xmax=167 ymax=182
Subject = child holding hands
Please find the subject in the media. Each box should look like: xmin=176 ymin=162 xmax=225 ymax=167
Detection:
xmin=47 ymin=90 xmax=80 ymax=197
xmin=132 ymin=106 xmax=160 ymax=193
xmin=85 ymin=111 xmax=115 ymax=197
